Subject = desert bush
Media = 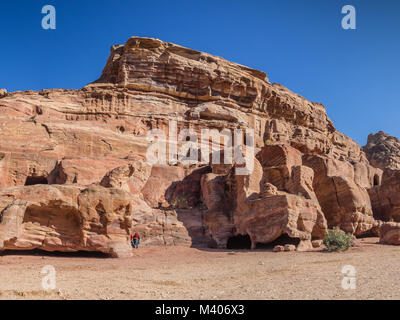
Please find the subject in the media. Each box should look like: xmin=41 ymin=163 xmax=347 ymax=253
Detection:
xmin=264 ymin=139 xmax=273 ymax=145
xmin=171 ymin=195 xmax=189 ymax=209
xmin=323 ymin=228 xmax=353 ymax=251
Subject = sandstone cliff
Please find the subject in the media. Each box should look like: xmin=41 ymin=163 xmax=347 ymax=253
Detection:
xmin=364 ymin=131 xmax=400 ymax=170
xmin=0 ymin=36 xmax=398 ymax=256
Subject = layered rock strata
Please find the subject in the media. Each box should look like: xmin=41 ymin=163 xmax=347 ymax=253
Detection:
xmin=0 ymin=36 xmax=397 ymax=254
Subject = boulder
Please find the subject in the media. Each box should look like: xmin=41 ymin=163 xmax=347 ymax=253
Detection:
xmin=273 ymin=245 xmax=284 ymax=252
xmin=296 ymin=240 xmax=313 ymax=252
xmin=257 ymin=145 xmax=302 ymax=190
xmin=0 ymin=185 xmax=133 ymax=257
xmin=312 ymin=239 xmax=323 ymax=248
xmin=284 ymin=244 xmax=296 ymax=252
xmin=379 ymin=222 xmax=400 ymax=245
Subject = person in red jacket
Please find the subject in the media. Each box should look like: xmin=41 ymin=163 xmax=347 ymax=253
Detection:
xmin=130 ymin=232 xmax=140 ymax=249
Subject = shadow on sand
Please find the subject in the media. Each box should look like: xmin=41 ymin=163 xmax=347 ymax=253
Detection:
xmin=0 ymin=248 xmax=111 ymax=258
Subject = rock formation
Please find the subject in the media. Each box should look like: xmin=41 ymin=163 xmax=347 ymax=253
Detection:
xmin=0 ymin=185 xmax=133 ymax=257
xmin=364 ymin=132 xmax=400 ymax=236
xmin=0 ymin=36 xmax=399 ymax=255
xmin=364 ymin=131 xmax=400 ymax=170
xmin=379 ymin=222 xmax=400 ymax=245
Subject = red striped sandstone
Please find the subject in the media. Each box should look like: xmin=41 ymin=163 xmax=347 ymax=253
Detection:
xmin=0 ymin=37 xmax=397 ymax=254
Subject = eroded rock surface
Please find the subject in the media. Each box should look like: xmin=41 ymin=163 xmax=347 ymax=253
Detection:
xmin=365 ymin=132 xmax=400 ymax=225
xmin=379 ymin=222 xmax=400 ymax=245
xmin=364 ymin=131 xmax=400 ymax=170
xmin=0 ymin=185 xmax=133 ymax=257
xmin=0 ymin=36 xmax=398 ymax=255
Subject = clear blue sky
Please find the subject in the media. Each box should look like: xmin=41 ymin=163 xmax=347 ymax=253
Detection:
xmin=0 ymin=0 xmax=399 ymax=145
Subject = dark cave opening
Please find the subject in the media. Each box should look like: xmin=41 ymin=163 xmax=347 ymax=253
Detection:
xmin=373 ymin=174 xmax=380 ymax=186
xmin=226 ymin=233 xmax=301 ymax=250
xmin=226 ymin=234 xmax=252 ymax=249
xmin=24 ymin=176 xmax=48 ymax=186
xmin=256 ymin=233 xmax=300 ymax=249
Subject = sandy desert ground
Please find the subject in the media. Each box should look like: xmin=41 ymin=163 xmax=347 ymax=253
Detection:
xmin=0 ymin=237 xmax=399 ymax=300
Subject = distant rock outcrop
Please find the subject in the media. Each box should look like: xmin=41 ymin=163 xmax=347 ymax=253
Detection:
xmin=364 ymin=131 xmax=400 ymax=170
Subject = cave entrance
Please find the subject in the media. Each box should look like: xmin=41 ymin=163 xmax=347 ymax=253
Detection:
xmin=256 ymin=233 xmax=300 ymax=249
xmin=226 ymin=234 xmax=252 ymax=249
xmin=373 ymin=174 xmax=380 ymax=186
xmin=24 ymin=176 xmax=48 ymax=186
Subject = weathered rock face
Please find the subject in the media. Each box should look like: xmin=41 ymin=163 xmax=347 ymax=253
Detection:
xmin=368 ymin=169 xmax=400 ymax=222
xmin=0 ymin=36 xmax=398 ymax=254
xmin=200 ymin=147 xmax=328 ymax=250
xmin=364 ymin=131 xmax=400 ymax=170
xmin=90 ymin=37 xmax=367 ymax=164
xmin=302 ymin=154 xmax=379 ymax=236
xmin=364 ymin=132 xmax=400 ymax=224
xmin=200 ymin=172 xmax=234 ymax=247
xmin=379 ymin=222 xmax=400 ymax=245
xmin=0 ymin=185 xmax=133 ymax=257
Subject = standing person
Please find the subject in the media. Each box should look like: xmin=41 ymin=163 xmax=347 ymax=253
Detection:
xmin=130 ymin=232 xmax=140 ymax=249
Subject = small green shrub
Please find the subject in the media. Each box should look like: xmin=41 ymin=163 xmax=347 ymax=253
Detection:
xmin=264 ymin=139 xmax=273 ymax=146
xmin=172 ymin=195 xmax=189 ymax=209
xmin=323 ymin=228 xmax=353 ymax=251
